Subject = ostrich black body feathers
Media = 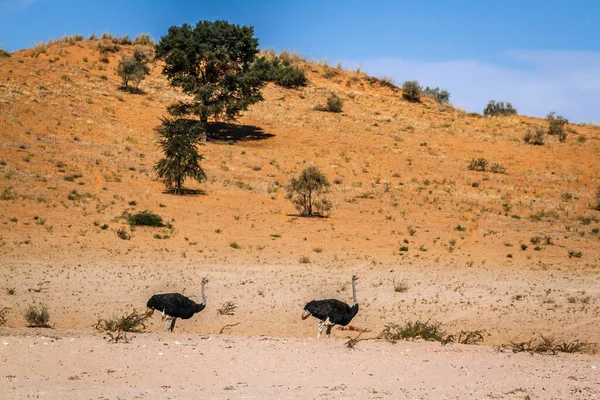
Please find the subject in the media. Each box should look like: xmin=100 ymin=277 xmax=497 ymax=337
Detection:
xmin=303 ymin=299 xmax=358 ymax=326
xmin=146 ymin=293 xmax=205 ymax=319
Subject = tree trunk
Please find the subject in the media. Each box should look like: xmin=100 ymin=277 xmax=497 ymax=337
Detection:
xmin=199 ymin=118 xmax=208 ymax=143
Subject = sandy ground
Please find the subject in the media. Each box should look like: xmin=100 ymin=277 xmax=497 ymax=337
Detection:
xmin=1 ymin=332 xmax=599 ymax=399
xmin=1 ymin=257 xmax=599 ymax=399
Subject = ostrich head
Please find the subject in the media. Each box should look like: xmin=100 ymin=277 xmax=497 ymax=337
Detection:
xmin=301 ymin=309 xmax=311 ymax=320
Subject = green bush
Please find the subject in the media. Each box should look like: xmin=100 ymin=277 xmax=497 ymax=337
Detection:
xmin=547 ymin=112 xmax=568 ymax=142
xmin=116 ymin=47 xmax=150 ymax=91
xmin=326 ymin=94 xmax=343 ymax=113
xmin=468 ymin=158 xmax=488 ymax=172
xmin=402 ymin=80 xmax=421 ymax=102
xmin=133 ymin=34 xmax=154 ymax=46
xmin=523 ymin=125 xmax=545 ymax=145
xmin=483 ymin=100 xmax=517 ymax=116
xmin=378 ymin=320 xmax=444 ymax=343
xmin=0 ymin=46 xmax=11 ymax=58
xmin=126 ymin=210 xmax=164 ymax=227
xmin=422 ymin=86 xmax=450 ymax=103
xmin=260 ymin=58 xmax=307 ymax=88
xmin=24 ymin=303 xmax=51 ymax=328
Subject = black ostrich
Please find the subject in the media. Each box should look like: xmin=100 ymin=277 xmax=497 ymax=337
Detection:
xmin=302 ymin=275 xmax=359 ymax=339
xmin=145 ymin=278 xmax=208 ymax=332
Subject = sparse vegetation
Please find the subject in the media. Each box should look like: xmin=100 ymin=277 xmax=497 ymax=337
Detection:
xmin=94 ymin=310 xmax=148 ymax=343
xmin=467 ymin=158 xmax=488 ymax=172
xmin=116 ymin=228 xmax=131 ymax=240
xmin=0 ymin=46 xmax=10 ymax=58
xmin=299 ymin=255 xmax=311 ymax=264
xmin=393 ymin=280 xmax=409 ymax=293
xmin=498 ymin=335 xmax=596 ymax=355
xmin=402 ymin=80 xmax=421 ymax=102
xmin=523 ymin=125 xmax=545 ymax=145
xmin=546 ymin=112 xmax=568 ymax=142
xmin=24 ymin=303 xmax=51 ymax=328
xmin=286 ymin=165 xmax=332 ymax=217
xmin=0 ymin=307 xmax=9 ymax=326
xmin=126 ymin=211 xmax=164 ymax=227
xmin=133 ymin=33 xmax=154 ymax=46
xmin=217 ymin=301 xmax=237 ymax=315
xmin=422 ymin=86 xmax=450 ymax=103
xmin=378 ymin=320 xmax=444 ymax=343
xmin=483 ymin=100 xmax=517 ymax=116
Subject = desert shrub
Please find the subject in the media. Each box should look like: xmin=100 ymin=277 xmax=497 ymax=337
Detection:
xmin=547 ymin=112 xmax=568 ymax=142
xmin=94 ymin=310 xmax=147 ymax=343
xmin=378 ymin=320 xmax=444 ymax=343
xmin=94 ymin=311 xmax=147 ymax=333
xmin=393 ymin=280 xmax=409 ymax=293
xmin=97 ymin=41 xmax=120 ymax=55
xmin=116 ymin=228 xmax=131 ymax=240
xmin=273 ymin=64 xmax=307 ymax=88
xmin=468 ymin=158 xmax=488 ymax=172
xmin=0 ymin=307 xmax=9 ymax=326
xmin=126 ymin=210 xmax=164 ymax=227
xmin=286 ymin=165 xmax=332 ymax=217
xmin=0 ymin=46 xmax=10 ymax=58
xmin=133 ymin=33 xmax=154 ymax=46
xmin=378 ymin=76 xmax=398 ymax=90
xmin=489 ymin=162 xmax=507 ymax=174
xmin=422 ymin=86 xmax=450 ymax=103
xmin=523 ymin=125 xmax=545 ymax=145
xmin=499 ymin=335 xmax=596 ymax=355
xmin=119 ymin=35 xmax=132 ymax=45
xmin=299 ymin=255 xmax=311 ymax=264
xmin=217 ymin=301 xmax=237 ymax=315
xmin=442 ymin=330 xmax=488 ymax=345
xmin=116 ymin=47 xmax=150 ymax=91
xmin=483 ymin=100 xmax=517 ymax=116
xmin=259 ymin=57 xmax=307 ymax=88
xmin=24 ymin=303 xmax=51 ymax=328
xmin=326 ymin=94 xmax=343 ymax=113
xmin=402 ymin=80 xmax=421 ymax=102
xmin=88 ymin=34 xmax=98 ymax=40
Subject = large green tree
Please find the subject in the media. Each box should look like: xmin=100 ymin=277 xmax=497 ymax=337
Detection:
xmin=155 ymin=20 xmax=266 ymax=142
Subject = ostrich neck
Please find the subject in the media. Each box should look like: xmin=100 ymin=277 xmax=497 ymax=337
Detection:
xmin=201 ymin=281 xmax=206 ymax=305
xmin=351 ymin=278 xmax=357 ymax=305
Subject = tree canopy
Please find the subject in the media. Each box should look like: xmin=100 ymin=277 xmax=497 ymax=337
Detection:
xmin=155 ymin=20 xmax=266 ymax=141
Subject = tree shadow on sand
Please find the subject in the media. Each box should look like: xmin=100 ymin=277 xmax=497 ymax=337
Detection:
xmin=161 ymin=188 xmax=207 ymax=196
xmin=207 ymin=122 xmax=274 ymax=142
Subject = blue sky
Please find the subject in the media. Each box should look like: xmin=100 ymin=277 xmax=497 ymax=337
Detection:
xmin=1 ymin=0 xmax=598 ymax=122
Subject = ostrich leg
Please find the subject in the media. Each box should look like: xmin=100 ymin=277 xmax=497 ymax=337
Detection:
xmin=317 ymin=324 xmax=325 ymax=339
xmin=326 ymin=324 xmax=333 ymax=338
xmin=167 ymin=317 xmax=177 ymax=332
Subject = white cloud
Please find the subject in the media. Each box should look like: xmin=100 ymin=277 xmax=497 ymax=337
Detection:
xmin=344 ymin=51 xmax=600 ymax=123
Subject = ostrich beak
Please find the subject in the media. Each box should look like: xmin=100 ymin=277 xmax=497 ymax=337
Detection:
xmin=145 ymin=308 xmax=154 ymax=317
xmin=301 ymin=310 xmax=311 ymax=320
